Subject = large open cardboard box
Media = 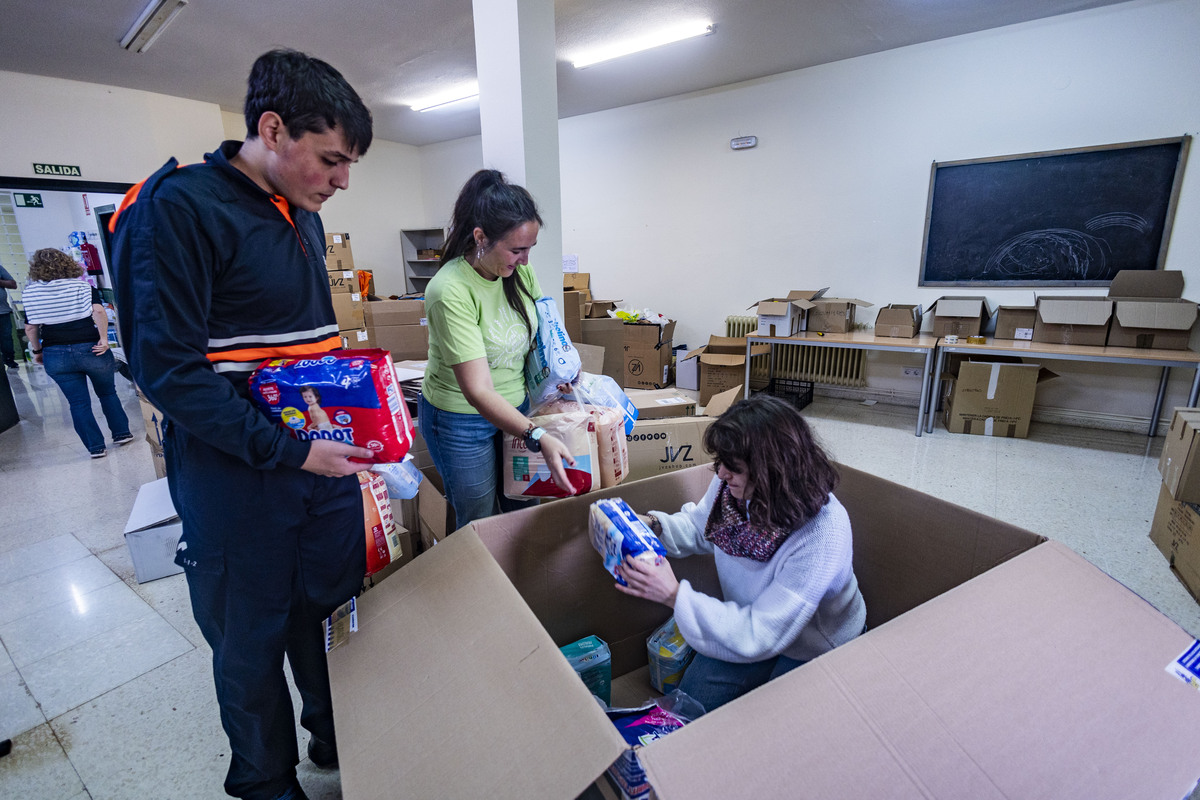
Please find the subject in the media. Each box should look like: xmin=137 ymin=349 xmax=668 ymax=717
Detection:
xmin=1032 ymin=296 xmax=1112 ymax=346
xmin=328 ymin=464 xmax=1200 ymax=800
xmin=1106 ymin=269 xmax=1198 ymax=350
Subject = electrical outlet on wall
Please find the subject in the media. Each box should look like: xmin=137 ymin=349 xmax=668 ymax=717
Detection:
xmin=903 ymin=367 xmax=922 ymax=378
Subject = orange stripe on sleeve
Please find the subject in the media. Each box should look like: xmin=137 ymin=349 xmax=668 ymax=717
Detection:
xmin=108 ymin=178 xmax=148 ymax=233
xmin=206 ymin=336 xmax=342 ymax=364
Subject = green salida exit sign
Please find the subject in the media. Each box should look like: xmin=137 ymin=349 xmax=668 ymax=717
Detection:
xmin=32 ymin=162 xmax=82 ymax=177
xmin=14 ymin=193 xmax=43 ymax=208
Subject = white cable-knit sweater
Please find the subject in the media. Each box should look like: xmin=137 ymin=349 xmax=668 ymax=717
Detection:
xmin=652 ymin=476 xmax=866 ymax=664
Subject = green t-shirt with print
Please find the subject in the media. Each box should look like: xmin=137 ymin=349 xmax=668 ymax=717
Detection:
xmin=422 ymin=256 xmax=543 ymax=414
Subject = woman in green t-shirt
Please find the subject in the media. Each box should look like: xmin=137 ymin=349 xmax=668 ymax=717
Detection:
xmin=419 ymin=170 xmax=576 ymax=526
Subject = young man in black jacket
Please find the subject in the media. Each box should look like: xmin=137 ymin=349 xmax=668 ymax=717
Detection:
xmin=111 ymin=49 xmax=373 ymax=800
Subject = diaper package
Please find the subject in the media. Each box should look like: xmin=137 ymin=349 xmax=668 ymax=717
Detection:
xmin=605 ymin=694 xmax=702 ymax=800
xmin=558 ymin=635 xmax=612 ymax=705
xmin=358 ymin=470 xmax=404 ymax=576
xmin=502 ymin=408 xmax=599 ymax=500
xmin=530 ymin=398 xmax=627 ymax=489
xmin=525 ymin=296 xmax=582 ymax=407
xmin=249 ymin=349 xmax=414 ymax=464
xmin=588 ymin=498 xmax=667 ymax=586
xmin=646 ymin=616 xmax=696 ymax=694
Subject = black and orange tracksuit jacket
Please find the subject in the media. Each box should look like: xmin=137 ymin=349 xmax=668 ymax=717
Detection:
xmin=110 ymin=140 xmax=340 ymax=471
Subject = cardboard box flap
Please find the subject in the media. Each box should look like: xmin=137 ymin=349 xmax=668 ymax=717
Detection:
xmin=747 ymin=289 xmax=826 ymax=312
xmin=875 ymin=305 xmax=922 ymax=324
xmin=124 ymin=477 xmax=178 ymax=533
xmin=703 ymin=385 xmax=742 ymax=416
xmin=1112 ymin=298 xmax=1198 ymax=331
xmin=639 ymin=541 xmax=1200 ymax=800
xmin=931 ymin=296 xmax=991 ymax=319
xmin=813 ymin=297 xmax=874 ymax=309
xmin=329 ymin=529 xmax=627 ymax=800
xmin=1108 ymin=269 xmax=1185 ymax=299
xmin=1036 ymin=297 xmax=1113 ymax=325
xmin=965 ymin=359 xmax=1059 ymax=385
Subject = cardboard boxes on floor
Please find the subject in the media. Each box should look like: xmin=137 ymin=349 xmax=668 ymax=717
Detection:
xmin=942 ymin=359 xmax=1056 ymax=438
xmin=1153 ymin=407 xmax=1200 ymax=603
xmin=328 ymin=462 xmax=1200 ymax=800
xmin=684 ymin=337 xmax=769 ymax=407
xmin=623 ymin=386 xmax=740 ymax=483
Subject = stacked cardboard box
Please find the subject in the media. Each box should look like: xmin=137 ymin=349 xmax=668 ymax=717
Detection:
xmin=1152 ymin=408 xmax=1200 ymax=601
xmin=326 ymin=233 xmax=368 ymax=346
xmin=328 ymin=463 xmax=1200 ymax=800
xmin=364 ymin=297 xmax=428 ymax=361
xmin=1107 ymin=270 xmax=1198 ymax=350
xmin=623 ymin=386 xmax=740 ymax=483
xmin=622 ymin=320 xmax=676 ymax=390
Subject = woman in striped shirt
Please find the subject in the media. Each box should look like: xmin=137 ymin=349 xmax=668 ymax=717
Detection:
xmin=22 ymin=248 xmax=132 ymax=458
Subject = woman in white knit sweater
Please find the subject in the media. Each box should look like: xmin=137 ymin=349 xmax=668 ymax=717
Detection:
xmin=618 ymin=394 xmax=866 ymax=713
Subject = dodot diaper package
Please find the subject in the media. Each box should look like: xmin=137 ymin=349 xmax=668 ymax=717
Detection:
xmin=588 ymin=498 xmax=667 ymax=586
xmin=249 ymin=349 xmax=414 ymax=464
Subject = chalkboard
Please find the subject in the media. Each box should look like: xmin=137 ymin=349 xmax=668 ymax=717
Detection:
xmin=918 ymin=137 xmax=1190 ymax=287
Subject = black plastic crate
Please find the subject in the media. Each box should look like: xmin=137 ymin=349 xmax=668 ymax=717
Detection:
xmin=762 ymin=377 xmax=814 ymax=410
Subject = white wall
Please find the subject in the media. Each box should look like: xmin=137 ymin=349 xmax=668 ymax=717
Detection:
xmin=0 ymin=71 xmax=224 ymax=183
xmin=547 ymin=0 xmax=1200 ymax=422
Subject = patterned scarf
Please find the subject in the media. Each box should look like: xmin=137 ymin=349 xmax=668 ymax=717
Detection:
xmin=703 ymin=482 xmax=793 ymax=562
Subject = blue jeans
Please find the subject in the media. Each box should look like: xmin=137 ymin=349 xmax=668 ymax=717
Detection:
xmin=418 ymin=392 xmax=534 ymax=529
xmin=678 ymin=652 xmax=806 ymax=715
xmin=42 ymin=343 xmax=131 ymax=454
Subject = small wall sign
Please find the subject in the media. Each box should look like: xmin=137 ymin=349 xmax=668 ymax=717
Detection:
xmin=33 ymin=163 xmax=82 ymax=177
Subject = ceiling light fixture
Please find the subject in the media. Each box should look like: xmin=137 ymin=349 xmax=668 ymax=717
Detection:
xmin=572 ymin=20 xmax=715 ymax=69
xmin=120 ymin=0 xmax=188 ymax=53
xmin=410 ymin=83 xmax=481 ymax=113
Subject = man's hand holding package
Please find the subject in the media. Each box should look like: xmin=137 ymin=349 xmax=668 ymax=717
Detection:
xmin=301 ymin=439 xmax=374 ymax=477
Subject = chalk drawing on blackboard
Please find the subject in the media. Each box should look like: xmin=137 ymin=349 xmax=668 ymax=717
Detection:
xmin=980 ymin=212 xmax=1150 ymax=281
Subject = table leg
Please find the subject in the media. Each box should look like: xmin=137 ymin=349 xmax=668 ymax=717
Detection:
xmin=743 ymin=339 xmax=753 ymax=400
xmin=927 ymin=348 xmax=946 ymax=434
xmin=1190 ymin=367 xmax=1200 ymax=408
xmin=1149 ymin=366 xmax=1170 ymax=437
xmin=915 ymin=349 xmax=934 ymax=437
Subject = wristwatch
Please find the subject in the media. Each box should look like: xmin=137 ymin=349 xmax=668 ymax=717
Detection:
xmin=31 ymin=348 xmax=42 ymax=355
xmin=522 ymin=425 xmax=546 ymax=453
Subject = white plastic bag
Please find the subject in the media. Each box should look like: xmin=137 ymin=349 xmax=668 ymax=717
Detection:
xmin=524 ymin=296 xmax=582 ymax=407
xmin=369 ymin=455 xmax=423 ymax=500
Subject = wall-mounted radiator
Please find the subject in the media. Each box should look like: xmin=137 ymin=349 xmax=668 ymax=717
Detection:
xmin=725 ymin=315 xmax=867 ymax=388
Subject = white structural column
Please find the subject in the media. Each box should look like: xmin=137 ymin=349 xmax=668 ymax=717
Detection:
xmin=472 ymin=0 xmax=563 ymax=299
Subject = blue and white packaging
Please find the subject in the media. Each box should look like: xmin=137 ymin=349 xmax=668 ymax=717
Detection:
xmin=572 ymin=372 xmax=639 ymax=435
xmin=589 ymin=498 xmax=667 ymax=586
xmin=524 ymin=296 xmax=581 ymax=407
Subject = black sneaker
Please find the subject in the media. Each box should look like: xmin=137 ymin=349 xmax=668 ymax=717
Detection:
xmin=89 ymin=450 xmax=108 ymax=459
xmin=270 ymin=780 xmax=310 ymax=800
xmin=113 ymin=433 xmax=135 ymax=445
xmin=307 ymin=735 xmax=338 ymax=769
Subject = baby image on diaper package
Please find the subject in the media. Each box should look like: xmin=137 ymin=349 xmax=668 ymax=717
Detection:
xmin=249 ymin=349 xmax=414 ymax=464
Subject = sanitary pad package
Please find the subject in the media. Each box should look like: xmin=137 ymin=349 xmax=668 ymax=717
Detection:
xmin=646 ymin=616 xmax=696 ymax=694
xmin=358 ymin=470 xmax=404 ymax=576
xmin=558 ymin=635 xmax=612 ymax=705
xmin=605 ymin=694 xmax=702 ymax=800
xmin=249 ymin=349 xmax=414 ymax=464
xmin=588 ymin=498 xmax=667 ymax=586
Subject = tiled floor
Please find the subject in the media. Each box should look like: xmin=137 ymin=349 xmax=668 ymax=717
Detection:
xmin=0 ymin=364 xmax=1198 ymax=799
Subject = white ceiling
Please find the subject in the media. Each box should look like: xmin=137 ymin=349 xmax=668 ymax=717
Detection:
xmin=0 ymin=0 xmax=1132 ymax=147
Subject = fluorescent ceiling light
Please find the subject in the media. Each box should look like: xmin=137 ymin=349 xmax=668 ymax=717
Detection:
xmin=572 ymin=20 xmax=715 ymax=69
xmin=120 ymin=0 xmax=188 ymax=53
xmin=410 ymin=83 xmax=481 ymax=112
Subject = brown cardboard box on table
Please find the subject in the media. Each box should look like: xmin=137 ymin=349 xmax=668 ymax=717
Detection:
xmin=685 ymin=336 xmax=770 ymax=407
xmin=328 ymin=463 xmax=1200 ymax=800
xmin=942 ymin=359 xmax=1056 ymax=438
xmin=807 ymin=296 xmax=873 ymax=333
xmin=1149 ymin=483 xmax=1200 ymax=603
xmin=1032 ymin=296 xmax=1112 ymax=346
xmin=873 ymin=304 xmax=923 ymax=338
xmin=325 ymin=232 xmax=355 ymax=270
xmin=749 ymin=290 xmax=824 ymax=337
xmin=930 ymin=296 xmax=991 ymax=337
xmin=994 ymin=305 xmax=1037 ymax=340
xmin=1158 ymin=407 xmax=1200 ymax=504
xmin=1106 ymin=269 xmax=1198 ymax=350
xmin=622 ymin=320 xmax=676 ymax=390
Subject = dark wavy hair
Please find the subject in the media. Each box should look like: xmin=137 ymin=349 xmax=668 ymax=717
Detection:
xmin=244 ymin=49 xmax=373 ymax=155
xmin=704 ymin=394 xmax=838 ymax=532
xmin=28 ymin=248 xmax=84 ymax=282
xmin=442 ymin=169 xmax=544 ymax=335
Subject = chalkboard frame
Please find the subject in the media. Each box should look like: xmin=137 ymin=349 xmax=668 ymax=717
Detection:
xmin=917 ymin=136 xmax=1191 ymax=287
